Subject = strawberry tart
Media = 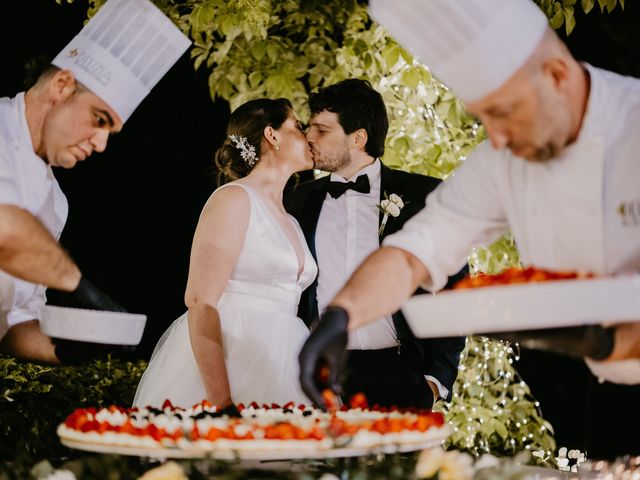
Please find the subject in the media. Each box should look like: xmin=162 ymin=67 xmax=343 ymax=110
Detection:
xmin=58 ymin=397 xmax=450 ymax=459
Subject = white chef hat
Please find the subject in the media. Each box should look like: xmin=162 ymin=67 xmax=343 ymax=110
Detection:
xmin=52 ymin=0 xmax=191 ymax=123
xmin=368 ymin=0 xmax=549 ymax=104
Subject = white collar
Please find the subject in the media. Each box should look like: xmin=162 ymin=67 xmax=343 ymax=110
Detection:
xmin=11 ymin=92 xmax=37 ymax=154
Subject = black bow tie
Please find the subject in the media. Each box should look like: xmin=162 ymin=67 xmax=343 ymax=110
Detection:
xmin=326 ymin=174 xmax=371 ymax=199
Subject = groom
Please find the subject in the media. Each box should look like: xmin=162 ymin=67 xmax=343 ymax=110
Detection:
xmin=285 ymin=79 xmax=466 ymax=409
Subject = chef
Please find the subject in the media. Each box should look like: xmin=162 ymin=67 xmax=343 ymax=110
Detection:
xmin=299 ymin=0 xmax=640 ymax=407
xmin=0 ymin=0 xmax=190 ymax=363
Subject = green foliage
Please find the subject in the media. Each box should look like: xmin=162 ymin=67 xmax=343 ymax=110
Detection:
xmin=435 ymin=338 xmax=557 ymax=466
xmin=178 ymin=0 xmax=483 ymax=179
xmin=534 ymin=0 xmax=625 ymax=35
xmin=469 ymin=235 xmax=522 ymax=276
xmin=0 ymin=354 xmax=146 ymax=460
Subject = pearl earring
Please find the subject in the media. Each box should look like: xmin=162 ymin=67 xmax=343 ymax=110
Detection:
xmin=273 ymin=143 xmax=280 ymax=151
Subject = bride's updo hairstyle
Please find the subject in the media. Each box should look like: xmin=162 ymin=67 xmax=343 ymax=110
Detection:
xmin=215 ymin=98 xmax=293 ymax=183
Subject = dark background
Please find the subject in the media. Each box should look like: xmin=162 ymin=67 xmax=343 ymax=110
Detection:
xmin=2 ymin=0 xmax=640 ymax=461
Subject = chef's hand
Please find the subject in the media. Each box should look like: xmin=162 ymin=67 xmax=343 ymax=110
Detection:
xmin=49 ymin=276 xmax=126 ymax=312
xmin=604 ymin=322 xmax=640 ymax=361
xmin=298 ymin=306 xmax=349 ymax=410
xmin=485 ymin=325 xmax=615 ymax=360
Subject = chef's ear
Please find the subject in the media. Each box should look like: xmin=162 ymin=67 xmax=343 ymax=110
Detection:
xmin=542 ymin=57 xmax=570 ymax=93
xmin=49 ymin=69 xmax=78 ymax=101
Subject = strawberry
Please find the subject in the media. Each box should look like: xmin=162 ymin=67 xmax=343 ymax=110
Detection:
xmin=349 ymin=392 xmax=368 ymax=410
xmin=322 ymin=389 xmax=338 ymax=411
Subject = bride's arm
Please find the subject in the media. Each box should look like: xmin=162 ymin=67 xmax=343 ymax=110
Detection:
xmin=184 ymin=186 xmax=250 ymax=406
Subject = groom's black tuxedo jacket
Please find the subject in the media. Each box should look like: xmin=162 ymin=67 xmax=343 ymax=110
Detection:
xmin=284 ymin=164 xmax=466 ymax=402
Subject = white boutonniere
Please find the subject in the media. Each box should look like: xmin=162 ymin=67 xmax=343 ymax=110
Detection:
xmin=377 ymin=192 xmax=405 ymax=236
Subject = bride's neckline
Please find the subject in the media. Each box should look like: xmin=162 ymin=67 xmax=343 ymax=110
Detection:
xmin=233 ymin=183 xmax=306 ymax=282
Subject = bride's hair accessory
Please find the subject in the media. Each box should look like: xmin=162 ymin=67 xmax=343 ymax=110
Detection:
xmin=229 ymin=134 xmax=257 ymax=167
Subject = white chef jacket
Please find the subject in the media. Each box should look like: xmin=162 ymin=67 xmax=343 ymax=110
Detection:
xmin=317 ymin=159 xmax=448 ymax=398
xmin=384 ymin=64 xmax=640 ymax=384
xmin=0 ymin=92 xmax=68 ymax=338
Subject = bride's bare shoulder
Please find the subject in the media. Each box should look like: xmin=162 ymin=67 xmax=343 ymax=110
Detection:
xmin=196 ymin=183 xmax=251 ymax=226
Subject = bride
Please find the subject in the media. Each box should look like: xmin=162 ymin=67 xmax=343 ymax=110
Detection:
xmin=134 ymin=98 xmax=317 ymax=408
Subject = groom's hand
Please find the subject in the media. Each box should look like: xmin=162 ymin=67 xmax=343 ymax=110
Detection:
xmin=298 ymin=306 xmax=349 ymax=410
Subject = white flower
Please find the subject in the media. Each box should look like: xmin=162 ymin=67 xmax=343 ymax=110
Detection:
xmin=137 ymin=461 xmax=188 ymax=480
xmin=377 ymin=192 xmax=405 ymax=235
xmin=380 ymin=199 xmax=401 ymax=217
xmin=415 ymin=448 xmax=474 ymax=480
xmin=416 ymin=448 xmax=446 ymax=478
xmin=473 ymin=453 xmax=500 ymax=469
xmin=388 ymin=193 xmax=404 ymax=209
xmin=439 ymin=451 xmax=475 ymax=480
xmin=568 ymin=449 xmax=581 ymax=459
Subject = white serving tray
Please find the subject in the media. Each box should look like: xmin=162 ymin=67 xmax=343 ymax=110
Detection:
xmin=40 ymin=305 xmax=146 ymax=345
xmin=402 ymin=274 xmax=640 ymax=338
xmin=60 ymin=425 xmax=449 ymax=460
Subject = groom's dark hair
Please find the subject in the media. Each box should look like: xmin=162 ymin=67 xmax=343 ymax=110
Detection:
xmin=309 ymin=78 xmax=389 ymax=158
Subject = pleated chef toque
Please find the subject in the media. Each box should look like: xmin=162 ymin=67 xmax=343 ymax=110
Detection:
xmin=368 ymin=0 xmax=549 ymax=103
xmin=52 ymin=0 xmax=191 ymax=123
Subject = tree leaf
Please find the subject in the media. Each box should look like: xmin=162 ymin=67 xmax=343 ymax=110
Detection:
xmin=251 ymin=41 xmax=268 ymax=61
xmin=581 ymin=0 xmax=595 ymax=13
xmin=248 ymin=71 xmax=263 ymax=88
xmin=564 ymin=7 xmax=576 ymax=35
xmin=549 ymin=7 xmax=565 ymax=29
xmin=382 ymin=44 xmax=400 ymax=69
xmin=399 ymin=46 xmax=413 ymax=65
xmin=401 ymin=68 xmax=421 ymax=89
xmin=190 ymin=3 xmax=216 ymax=33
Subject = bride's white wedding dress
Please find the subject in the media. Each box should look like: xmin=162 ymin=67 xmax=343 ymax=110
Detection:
xmin=133 ymin=183 xmax=317 ymax=408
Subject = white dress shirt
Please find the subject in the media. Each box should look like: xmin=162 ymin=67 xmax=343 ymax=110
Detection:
xmin=316 ymin=159 xmax=447 ymax=398
xmin=0 ymin=93 xmax=68 ymax=338
xmin=316 ymin=160 xmax=397 ymax=350
xmin=384 ymin=64 xmax=640 ymax=384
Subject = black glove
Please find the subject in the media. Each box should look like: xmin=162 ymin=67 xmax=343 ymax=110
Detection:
xmin=483 ymin=325 xmax=615 ymax=360
xmin=298 ymin=306 xmax=349 ymax=410
xmin=49 ymin=276 xmax=126 ymax=312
